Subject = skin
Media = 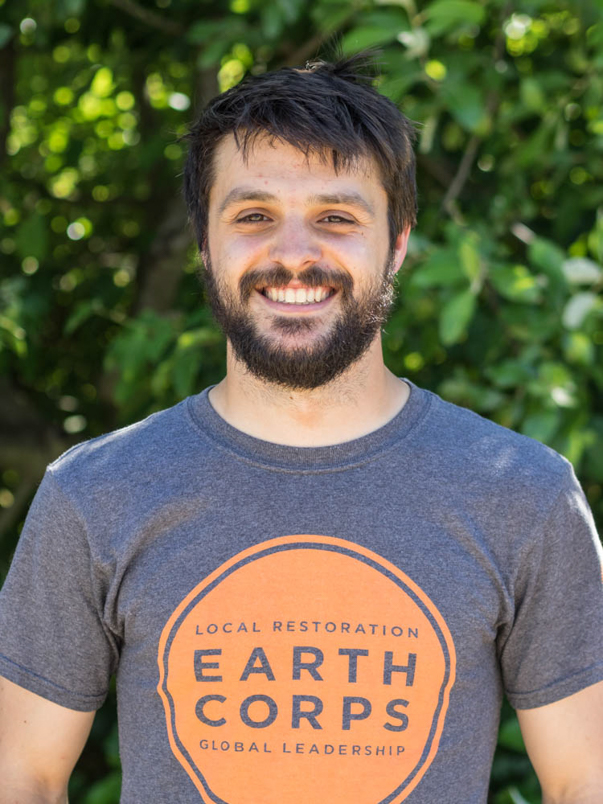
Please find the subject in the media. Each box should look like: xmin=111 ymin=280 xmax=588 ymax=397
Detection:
xmin=1 ymin=132 xmax=602 ymax=802
xmin=205 ymin=134 xmax=411 ymax=447
xmin=0 ymin=676 xmax=94 ymax=802
xmin=517 ymin=682 xmax=603 ymax=803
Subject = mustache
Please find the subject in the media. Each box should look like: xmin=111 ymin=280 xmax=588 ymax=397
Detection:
xmin=239 ymin=266 xmax=353 ymax=301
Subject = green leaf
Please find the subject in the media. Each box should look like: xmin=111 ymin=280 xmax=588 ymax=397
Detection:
xmin=520 ymin=78 xmax=546 ymax=113
xmin=485 ymin=359 xmax=532 ymax=389
xmin=424 ymin=0 xmax=485 ymax=36
xmin=521 ymin=410 xmax=561 ymax=444
xmin=82 ymin=771 xmax=121 ymax=804
xmin=489 ymin=265 xmax=542 ymax=304
xmin=0 ymin=315 xmax=27 ymax=357
xmin=440 ymin=82 xmax=487 ymax=133
xmin=14 ymin=215 xmax=49 ymax=262
xmin=439 ymin=289 xmax=476 ymax=345
xmin=411 ymin=249 xmax=465 ymax=288
xmin=0 ymin=24 xmax=13 ymax=48
xmin=261 ymin=4 xmax=286 ymax=39
xmin=562 ymin=292 xmax=598 ymax=329
xmin=497 ymin=715 xmax=526 ymax=753
xmin=458 ymin=233 xmax=481 ymax=284
xmin=341 ymin=26 xmax=401 ymax=53
xmin=528 ymin=237 xmax=566 ymax=284
xmin=563 ymin=332 xmax=595 ymax=366
xmin=64 ymin=300 xmax=103 ymax=335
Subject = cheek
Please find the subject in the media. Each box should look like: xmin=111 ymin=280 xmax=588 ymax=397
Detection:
xmin=213 ymin=232 xmax=269 ymax=270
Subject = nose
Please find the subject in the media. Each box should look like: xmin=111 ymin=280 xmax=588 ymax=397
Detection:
xmin=268 ymin=217 xmax=321 ymax=271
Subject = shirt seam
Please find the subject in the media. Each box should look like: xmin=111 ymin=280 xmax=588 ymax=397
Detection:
xmin=506 ymin=661 xmax=603 ymax=703
xmin=43 ymin=470 xmax=121 ymax=666
xmin=498 ymin=465 xmax=583 ymax=660
xmin=0 ymin=652 xmax=108 ymax=704
xmin=184 ymin=391 xmax=433 ymax=475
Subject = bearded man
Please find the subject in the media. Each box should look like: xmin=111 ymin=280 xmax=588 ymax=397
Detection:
xmin=0 ymin=55 xmax=602 ymax=804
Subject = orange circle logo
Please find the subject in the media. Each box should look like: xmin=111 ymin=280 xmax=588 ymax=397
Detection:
xmin=157 ymin=535 xmax=456 ymax=803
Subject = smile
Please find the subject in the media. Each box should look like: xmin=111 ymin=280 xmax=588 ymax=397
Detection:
xmin=260 ymin=285 xmax=335 ymax=305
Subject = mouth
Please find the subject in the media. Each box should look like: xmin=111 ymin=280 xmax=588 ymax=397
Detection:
xmin=258 ymin=285 xmax=336 ymax=306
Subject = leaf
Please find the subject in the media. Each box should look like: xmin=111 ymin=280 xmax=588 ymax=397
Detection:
xmin=424 ymin=0 xmax=485 ymax=36
xmin=0 ymin=315 xmax=27 ymax=357
xmin=507 ymin=787 xmax=533 ymax=804
xmin=528 ymin=237 xmax=566 ymax=284
xmin=520 ymin=78 xmax=546 ymax=112
xmin=14 ymin=215 xmax=49 ymax=262
xmin=397 ymin=28 xmax=430 ymax=60
xmin=562 ymin=292 xmax=598 ymax=329
xmin=411 ymin=249 xmax=465 ymax=288
xmin=489 ymin=265 xmax=542 ymax=304
xmin=440 ymin=82 xmax=487 ymax=133
xmin=439 ymin=289 xmax=476 ymax=345
xmin=82 ymin=771 xmax=121 ymax=804
xmin=261 ymin=4 xmax=286 ymax=39
xmin=458 ymin=233 xmax=481 ymax=284
xmin=562 ymin=257 xmax=602 ymax=284
xmin=497 ymin=715 xmax=526 ymax=752
xmin=563 ymin=332 xmax=594 ymax=366
xmin=64 ymin=300 xmax=103 ymax=335
xmin=521 ymin=410 xmax=561 ymax=444
xmin=341 ymin=25 xmax=401 ymax=53
xmin=485 ymin=359 xmax=532 ymax=389
xmin=0 ymin=24 xmax=13 ymax=48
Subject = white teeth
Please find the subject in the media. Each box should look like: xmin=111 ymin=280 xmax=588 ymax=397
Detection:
xmin=262 ymin=286 xmax=332 ymax=304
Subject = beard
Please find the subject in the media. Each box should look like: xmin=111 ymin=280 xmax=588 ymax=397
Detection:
xmin=200 ymin=253 xmax=397 ymax=390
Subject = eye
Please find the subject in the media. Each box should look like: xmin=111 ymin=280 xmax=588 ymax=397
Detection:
xmin=320 ymin=214 xmax=355 ymax=224
xmin=236 ymin=212 xmax=270 ymax=223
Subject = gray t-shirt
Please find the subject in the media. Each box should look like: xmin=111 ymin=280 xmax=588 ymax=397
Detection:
xmin=0 ymin=379 xmax=602 ymax=804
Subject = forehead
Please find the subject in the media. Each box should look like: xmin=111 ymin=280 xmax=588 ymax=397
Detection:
xmin=209 ymin=133 xmax=387 ymax=208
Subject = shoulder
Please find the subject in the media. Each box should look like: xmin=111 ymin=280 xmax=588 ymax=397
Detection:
xmin=413 ymin=383 xmax=574 ymax=513
xmin=47 ymin=395 xmax=202 ymax=497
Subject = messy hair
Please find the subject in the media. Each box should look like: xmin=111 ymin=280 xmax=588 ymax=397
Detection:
xmin=182 ymin=53 xmax=417 ymax=250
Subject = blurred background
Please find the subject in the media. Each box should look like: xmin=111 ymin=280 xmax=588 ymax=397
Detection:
xmin=1 ymin=0 xmax=602 ymax=801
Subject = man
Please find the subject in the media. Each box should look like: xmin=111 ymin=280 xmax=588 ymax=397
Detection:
xmin=0 ymin=55 xmax=602 ymax=804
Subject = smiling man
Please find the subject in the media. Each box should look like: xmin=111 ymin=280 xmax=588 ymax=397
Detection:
xmin=0 ymin=55 xmax=602 ymax=804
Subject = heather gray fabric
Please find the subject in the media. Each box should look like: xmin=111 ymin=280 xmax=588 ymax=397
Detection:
xmin=0 ymin=378 xmax=602 ymax=804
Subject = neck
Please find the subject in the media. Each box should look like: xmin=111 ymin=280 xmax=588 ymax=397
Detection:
xmin=208 ymin=336 xmax=410 ymax=447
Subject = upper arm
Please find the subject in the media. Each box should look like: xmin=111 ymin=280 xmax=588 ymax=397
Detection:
xmin=517 ymin=680 xmax=603 ymax=802
xmin=0 ymin=676 xmax=95 ymax=799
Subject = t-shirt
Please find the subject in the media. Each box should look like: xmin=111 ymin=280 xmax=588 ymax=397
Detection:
xmin=0 ymin=379 xmax=602 ymax=804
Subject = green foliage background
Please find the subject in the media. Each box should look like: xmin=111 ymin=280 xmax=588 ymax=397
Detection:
xmin=1 ymin=0 xmax=602 ymax=801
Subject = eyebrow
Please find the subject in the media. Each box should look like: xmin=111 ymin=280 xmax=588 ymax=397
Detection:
xmin=308 ymin=193 xmax=375 ymax=218
xmin=218 ymin=188 xmax=375 ymax=218
xmin=218 ymin=189 xmax=276 ymax=217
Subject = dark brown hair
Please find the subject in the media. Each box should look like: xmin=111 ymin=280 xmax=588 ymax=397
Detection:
xmin=182 ymin=53 xmax=417 ymax=250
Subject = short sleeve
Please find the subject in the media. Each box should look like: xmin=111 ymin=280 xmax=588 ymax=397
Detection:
xmin=0 ymin=471 xmax=118 ymax=711
xmin=499 ymin=465 xmax=603 ymax=709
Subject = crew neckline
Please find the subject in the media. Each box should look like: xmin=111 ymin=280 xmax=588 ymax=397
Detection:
xmin=186 ymin=378 xmax=431 ymax=472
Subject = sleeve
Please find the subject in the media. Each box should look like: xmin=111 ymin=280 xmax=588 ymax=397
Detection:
xmin=0 ymin=470 xmax=119 ymax=711
xmin=499 ymin=464 xmax=603 ymax=709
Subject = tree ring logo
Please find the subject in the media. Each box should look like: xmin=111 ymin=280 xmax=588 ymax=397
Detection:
xmin=157 ymin=535 xmax=456 ymax=803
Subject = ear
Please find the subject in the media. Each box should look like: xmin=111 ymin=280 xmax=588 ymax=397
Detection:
xmin=392 ymin=225 xmax=411 ymax=275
